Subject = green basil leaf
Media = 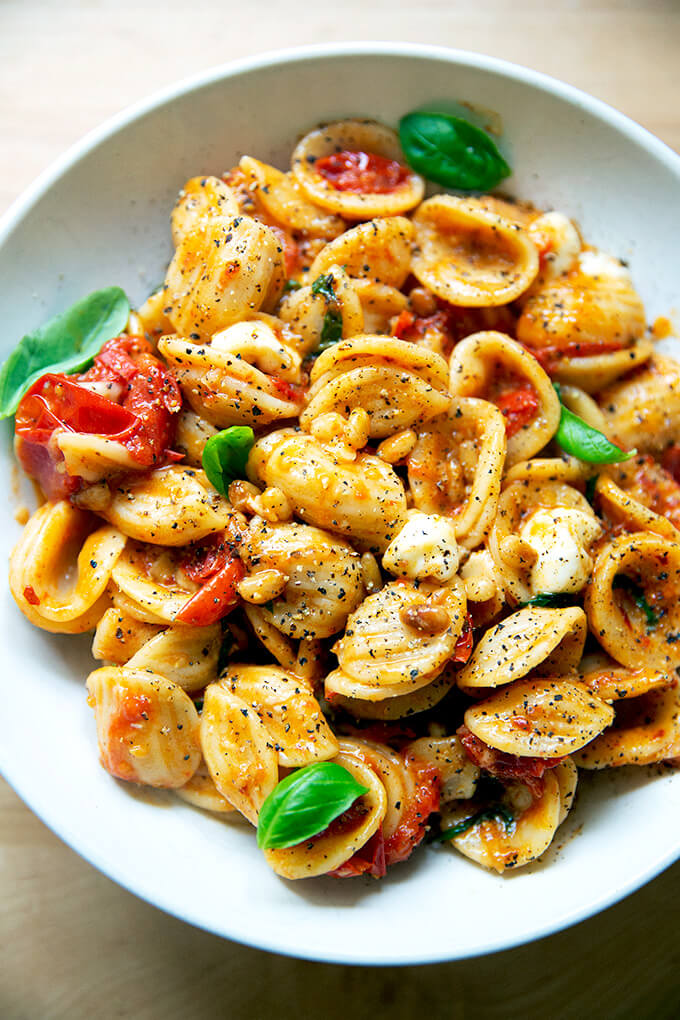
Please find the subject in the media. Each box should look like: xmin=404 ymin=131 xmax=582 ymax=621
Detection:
xmin=431 ymin=804 xmax=515 ymax=843
xmin=202 ymin=426 xmax=255 ymax=497
xmin=0 ymin=286 xmax=130 ymax=418
xmin=257 ymin=761 xmax=368 ymax=850
xmin=555 ymin=404 xmax=632 ymax=464
xmin=283 ymin=279 xmax=302 ymax=294
xmin=317 ymin=310 xmax=343 ymax=352
xmin=613 ymin=575 xmax=659 ymax=628
xmin=311 ymin=273 xmax=336 ymax=302
xmin=399 ymin=111 xmax=511 ymax=191
xmin=520 ymin=592 xmax=574 ymax=609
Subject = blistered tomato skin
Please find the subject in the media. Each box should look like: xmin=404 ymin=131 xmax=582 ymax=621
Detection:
xmin=316 ymin=150 xmax=411 ymax=195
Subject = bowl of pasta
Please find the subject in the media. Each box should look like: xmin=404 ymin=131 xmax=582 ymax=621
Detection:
xmin=1 ymin=43 xmax=680 ymax=965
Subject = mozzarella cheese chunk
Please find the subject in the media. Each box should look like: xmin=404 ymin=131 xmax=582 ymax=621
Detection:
xmin=382 ymin=511 xmax=460 ymax=583
xmin=578 ymin=249 xmax=632 ymax=283
xmin=520 ymin=507 xmax=603 ymax=594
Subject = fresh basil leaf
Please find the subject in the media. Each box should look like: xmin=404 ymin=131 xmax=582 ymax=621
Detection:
xmin=202 ymin=426 xmax=255 ymax=497
xmin=399 ymin=111 xmax=511 ymax=191
xmin=614 ymin=575 xmax=659 ymax=628
xmin=520 ymin=592 xmax=574 ymax=609
xmin=257 ymin=761 xmax=368 ymax=850
xmin=555 ymin=403 xmax=632 ymax=464
xmin=283 ymin=279 xmax=302 ymax=294
xmin=311 ymin=273 xmax=336 ymax=302
xmin=431 ymin=804 xmax=515 ymax=843
xmin=0 ymin=286 xmax=130 ymax=418
xmin=317 ymin=310 xmax=343 ymax=352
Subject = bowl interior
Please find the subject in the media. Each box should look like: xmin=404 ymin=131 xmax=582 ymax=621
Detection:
xmin=1 ymin=46 xmax=679 ymax=964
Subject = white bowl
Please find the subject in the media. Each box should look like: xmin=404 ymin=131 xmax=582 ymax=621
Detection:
xmin=1 ymin=43 xmax=679 ymax=965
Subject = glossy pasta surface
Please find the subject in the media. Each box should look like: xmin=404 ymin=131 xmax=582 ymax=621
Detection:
xmin=9 ymin=117 xmax=680 ymax=883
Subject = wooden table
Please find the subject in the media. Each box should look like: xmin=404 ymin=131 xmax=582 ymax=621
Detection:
xmin=1 ymin=2 xmax=679 ymax=1016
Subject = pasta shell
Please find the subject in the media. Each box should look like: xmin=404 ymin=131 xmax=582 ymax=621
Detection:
xmin=575 ymin=682 xmax=680 ymax=768
xmin=111 ymin=542 xmax=196 ymax=625
xmin=585 ymin=532 xmax=680 ymax=671
xmin=407 ymin=396 xmax=506 ymax=549
xmin=126 ymin=624 xmax=222 ymax=692
xmin=405 ymin=735 xmax=480 ymax=803
xmin=86 ymin=666 xmax=201 ymax=787
xmin=331 ymin=665 xmax=458 ymax=721
xmin=175 ymin=757 xmax=237 ymax=814
xmin=158 ymin=323 xmax=303 ymax=428
xmin=309 ymin=216 xmax=415 ymax=288
xmin=598 ymin=355 xmax=680 ymax=454
xmin=603 ymin=457 xmax=680 ymax=537
xmin=338 ymin=738 xmax=415 ymax=845
xmin=464 ymin=677 xmax=614 ymax=757
xmin=171 ymin=175 xmax=240 ymax=247
xmin=164 ymin=214 xmax=284 ymax=340
xmin=263 ymin=745 xmax=387 ymax=879
xmin=594 ymin=475 xmax=680 ymax=541
xmin=200 ymin=682 xmax=279 ymax=825
xmin=291 ymin=120 xmax=424 ymax=219
xmin=102 ymin=466 xmax=238 ymax=546
xmin=449 ymin=331 xmax=560 ymax=466
xmin=239 ymin=155 xmax=345 ymax=238
xmin=92 ymin=608 xmax=162 ymax=664
xmin=456 ymin=607 xmax=587 ymax=690
xmin=554 ymin=757 xmax=578 ymax=825
xmin=351 ymin=279 xmax=408 ymax=334
xmin=241 ymin=517 xmax=364 ymax=639
xmin=412 ymin=196 xmax=539 ymax=306
xmin=329 ymin=579 xmax=467 ymax=700
xmin=517 ymin=251 xmax=648 ymax=391
xmin=9 ymin=501 xmax=124 ymax=633
xmin=220 ymin=664 xmax=338 ymax=767
xmin=302 ymin=335 xmax=450 ymax=439
xmin=441 ymin=770 xmax=561 ymax=873
xmin=247 ymin=430 xmax=407 ymax=552
xmin=578 ymin=654 xmax=673 ymax=702
xmin=173 ymin=408 xmax=219 ymax=468
xmin=278 ymin=264 xmax=364 ymax=355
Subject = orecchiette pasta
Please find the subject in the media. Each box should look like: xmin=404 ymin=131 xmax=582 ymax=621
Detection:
xmin=9 ymin=115 xmax=680 ymax=886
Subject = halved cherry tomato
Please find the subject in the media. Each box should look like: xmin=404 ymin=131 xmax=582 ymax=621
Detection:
xmin=329 ymin=828 xmax=386 ymax=879
xmin=522 ymin=338 xmax=629 ymax=374
xmin=392 ymin=303 xmax=517 ymax=351
xmin=316 ymin=150 xmax=410 ymax=194
xmin=383 ymin=759 xmax=440 ymax=867
xmin=15 ymin=374 xmax=140 ymax=499
xmin=175 ymin=538 xmax=244 ymax=626
xmin=14 ymin=335 xmax=182 ymax=500
xmin=457 ymin=725 xmax=563 ymax=799
xmin=268 ymin=225 xmax=301 ymax=278
xmin=494 ymin=385 xmax=540 ymax=438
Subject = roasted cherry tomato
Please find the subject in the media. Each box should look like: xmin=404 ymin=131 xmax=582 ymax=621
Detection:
xmin=494 ymin=385 xmax=540 ymax=438
xmin=175 ymin=536 xmax=244 ymax=626
xmin=14 ymin=335 xmax=182 ymax=500
xmin=458 ymin=725 xmax=563 ymax=799
xmin=316 ymin=150 xmax=410 ymax=194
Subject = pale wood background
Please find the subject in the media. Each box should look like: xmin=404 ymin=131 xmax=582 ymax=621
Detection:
xmin=1 ymin=1 xmax=680 ymax=1017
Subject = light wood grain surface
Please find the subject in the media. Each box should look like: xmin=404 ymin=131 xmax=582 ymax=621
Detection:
xmin=2 ymin=2 xmax=680 ymax=1017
